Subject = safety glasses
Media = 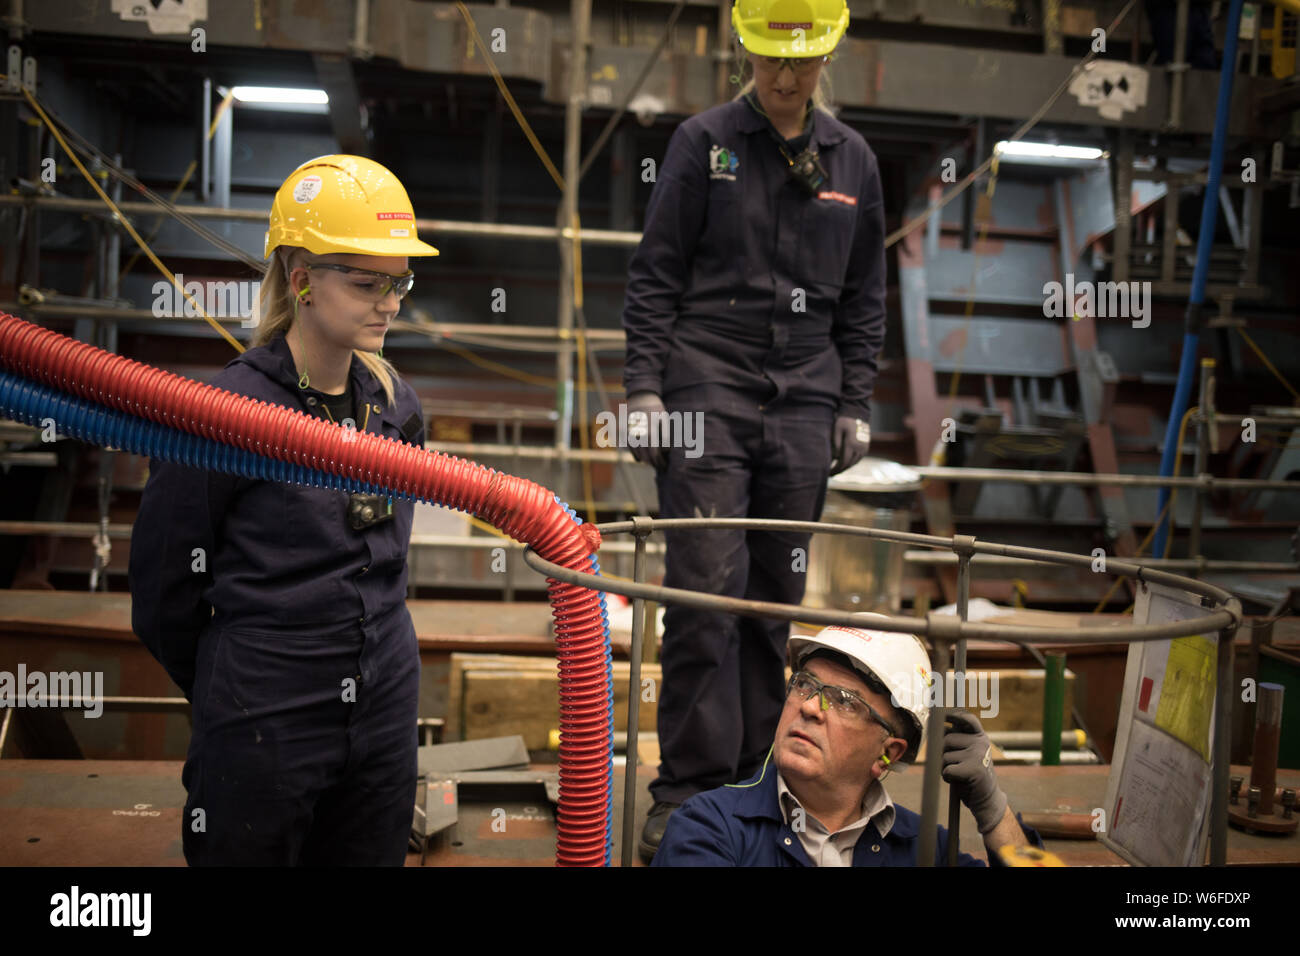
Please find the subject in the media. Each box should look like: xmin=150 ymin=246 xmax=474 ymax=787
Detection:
xmin=786 ymin=670 xmax=899 ymax=735
xmin=306 ymin=263 xmax=416 ymax=302
xmin=756 ymin=55 xmax=829 ymax=74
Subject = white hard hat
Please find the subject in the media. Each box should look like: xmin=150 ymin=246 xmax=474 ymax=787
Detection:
xmin=787 ymin=617 xmax=932 ymax=765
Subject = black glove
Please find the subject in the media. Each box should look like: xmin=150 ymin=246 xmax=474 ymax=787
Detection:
xmin=941 ymin=710 xmax=1009 ymax=833
xmin=830 ymin=415 xmax=870 ymax=475
xmin=626 ymin=391 xmax=667 ymax=471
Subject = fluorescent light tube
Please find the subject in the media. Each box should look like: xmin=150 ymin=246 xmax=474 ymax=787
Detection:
xmin=995 ymin=140 xmax=1104 ymax=161
xmin=231 ymin=87 xmax=329 ymax=106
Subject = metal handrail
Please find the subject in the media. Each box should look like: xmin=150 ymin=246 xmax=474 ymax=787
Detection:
xmin=521 ymin=517 xmax=1242 ymax=868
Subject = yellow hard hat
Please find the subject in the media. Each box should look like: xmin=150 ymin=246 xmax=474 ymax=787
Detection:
xmin=731 ymin=0 xmax=849 ymax=57
xmin=265 ymin=154 xmax=439 ymax=259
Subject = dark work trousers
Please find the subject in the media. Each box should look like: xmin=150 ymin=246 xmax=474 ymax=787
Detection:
xmin=181 ymin=601 xmax=419 ymax=865
xmin=650 ymin=383 xmax=833 ymax=804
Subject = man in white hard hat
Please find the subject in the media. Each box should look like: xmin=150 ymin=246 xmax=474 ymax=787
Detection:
xmin=652 ymin=623 xmax=1042 ymax=866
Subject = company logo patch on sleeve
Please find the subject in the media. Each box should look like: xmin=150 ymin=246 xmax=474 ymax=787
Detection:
xmin=817 ymin=190 xmax=857 ymax=206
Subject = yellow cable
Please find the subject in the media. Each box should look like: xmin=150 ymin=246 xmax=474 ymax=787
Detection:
xmin=1091 ymin=493 xmax=1174 ymax=613
xmin=571 ymin=209 xmax=584 ymax=311
xmin=571 ymin=207 xmax=598 ymax=523
xmin=439 ymin=339 xmax=556 ymax=387
xmin=1236 ymin=327 xmax=1300 ymax=403
xmin=426 ymin=332 xmax=624 ymax=392
xmin=454 ymin=2 xmax=601 ymax=519
xmin=576 ymin=312 xmax=596 ymax=523
xmin=22 ymin=87 xmax=244 ymax=353
xmin=117 ymin=159 xmax=196 ymax=280
xmin=455 ymin=2 xmax=565 ymax=192
xmin=1161 ymin=405 xmax=1199 ymax=559
xmin=119 ymin=89 xmax=236 ymax=281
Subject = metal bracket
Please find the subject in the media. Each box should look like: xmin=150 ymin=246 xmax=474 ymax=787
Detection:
xmin=951 ymin=533 xmax=976 ymax=559
xmin=1270 ymin=141 xmax=1299 ymax=183
xmin=349 ymin=0 xmax=373 ymax=61
xmin=926 ymin=609 xmax=964 ymax=648
xmin=4 ymin=48 xmax=34 ymax=91
xmin=1094 ymin=350 xmax=1119 ymax=422
xmin=5 ymin=45 xmax=19 ymax=91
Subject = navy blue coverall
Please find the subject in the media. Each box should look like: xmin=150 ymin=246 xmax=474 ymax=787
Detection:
xmin=651 ymin=764 xmax=1044 ymax=867
xmin=622 ymin=95 xmax=887 ymax=804
xmin=129 ymin=332 xmax=425 ymax=865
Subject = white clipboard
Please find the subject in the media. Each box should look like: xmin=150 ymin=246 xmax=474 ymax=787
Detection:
xmin=1099 ymin=580 xmax=1219 ymax=867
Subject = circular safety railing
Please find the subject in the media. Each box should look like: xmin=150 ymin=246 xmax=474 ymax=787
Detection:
xmin=524 ymin=517 xmax=1244 ymax=867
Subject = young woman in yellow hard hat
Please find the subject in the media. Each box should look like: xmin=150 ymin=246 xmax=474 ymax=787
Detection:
xmin=130 ymin=154 xmax=437 ymax=865
xmin=621 ymin=0 xmax=888 ymax=861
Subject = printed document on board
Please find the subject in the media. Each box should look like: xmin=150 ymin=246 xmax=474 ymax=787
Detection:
xmin=1100 ymin=581 xmax=1218 ymax=867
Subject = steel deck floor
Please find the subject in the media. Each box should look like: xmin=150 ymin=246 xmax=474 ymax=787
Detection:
xmin=4 ymin=760 xmax=1299 ymax=866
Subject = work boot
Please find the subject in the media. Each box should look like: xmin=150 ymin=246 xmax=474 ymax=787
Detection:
xmin=638 ymin=800 xmax=681 ymax=863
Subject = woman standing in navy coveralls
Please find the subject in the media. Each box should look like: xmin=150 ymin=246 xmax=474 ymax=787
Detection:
xmin=129 ymin=155 xmax=437 ymax=865
xmin=622 ymin=0 xmax=889 ymax=860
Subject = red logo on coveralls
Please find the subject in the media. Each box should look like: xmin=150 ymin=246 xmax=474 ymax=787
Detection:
xmin=817 ymin=191 xmax=857 ymax=206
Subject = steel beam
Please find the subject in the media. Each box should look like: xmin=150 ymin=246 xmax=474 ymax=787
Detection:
xmin=1113 ymin=128 xmax=1133 ymax=283
xmin=16 ymin=1 xmax=1289 ymax=136
xmin=554 ymin=0 xmax=590 ymax=457
xmin=313 ymin=52 xmax=369 ymax=156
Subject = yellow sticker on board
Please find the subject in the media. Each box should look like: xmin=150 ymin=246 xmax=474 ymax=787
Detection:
xmin=1154 ymin=634 xmax=1217 ymax=762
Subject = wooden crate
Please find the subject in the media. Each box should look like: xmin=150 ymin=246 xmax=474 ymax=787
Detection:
xmin=445 ymin=655 xmax=1071 ymax=750
xmin=447 ymin=653 xmax=662 ymax=749
xmin=976 ymin=668 xmax=1076 ymax=734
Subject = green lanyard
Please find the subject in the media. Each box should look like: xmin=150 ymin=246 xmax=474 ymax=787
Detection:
xmin=745 ymin=93 xmax=812 ymax=168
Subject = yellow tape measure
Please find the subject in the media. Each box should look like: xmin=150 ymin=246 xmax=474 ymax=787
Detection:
xmin=997 ymin=845 xmax=1066 ymax=867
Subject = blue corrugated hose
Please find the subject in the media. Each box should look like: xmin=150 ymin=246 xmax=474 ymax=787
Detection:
xmin=0 ymin=371 xmax=393 ymax=496
xmin=1 ymin=370 xmax=617 ymax=862
xmin=1152 ymin=0 xmax=1245 ymax=559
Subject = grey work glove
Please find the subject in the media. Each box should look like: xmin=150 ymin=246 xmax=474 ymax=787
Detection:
xmin=626 ymin=391 xmax=668 ymax=471
xmin=830 ymin=415 xmax=871 ymax=475
xmin=941 ymin=710 xmax=1009 ymax=834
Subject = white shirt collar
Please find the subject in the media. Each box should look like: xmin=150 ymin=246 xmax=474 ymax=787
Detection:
xmin=776 ymin=771 xmax=896 ymax=840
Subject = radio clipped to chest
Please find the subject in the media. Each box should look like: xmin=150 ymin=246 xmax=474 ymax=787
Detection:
xmin=303 ymin=385 xmax=396 ymax=532
xmin=785 ymin=148 xmax=828 ymax=196
xmin=348 ymin=493 xmax=394 ymax=531
xmin=746 ymin=93 xmax=829 ymax=197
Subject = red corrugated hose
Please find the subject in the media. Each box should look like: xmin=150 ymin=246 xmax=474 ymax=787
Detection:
xmin=0 ymin=312 xmax=612 ymax=866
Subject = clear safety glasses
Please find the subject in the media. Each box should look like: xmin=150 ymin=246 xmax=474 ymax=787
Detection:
xmin=757 ymin=55 xmax=830 ymax=74
xmin=306 ymin=263 xmax=416 ymax=302
xmin=786 ymin=670 xmax=899 ymax=734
